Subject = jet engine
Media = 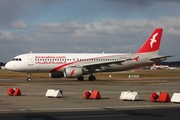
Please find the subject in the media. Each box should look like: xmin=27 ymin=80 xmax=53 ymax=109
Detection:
xmin=49 ymin=72 xmax=64 ymax=78
xmin=63 ymin=67 xmax=83 ymax=78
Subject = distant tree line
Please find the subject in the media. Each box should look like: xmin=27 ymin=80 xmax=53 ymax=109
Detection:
xmin=0 ymin=62 xmax=5 ymax=66
xmin=156 ymin=61 xmax=180 ymax=67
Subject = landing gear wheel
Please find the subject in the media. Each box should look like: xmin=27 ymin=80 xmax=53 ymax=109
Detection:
xmin=77 ymin=76 xmax=84 ymax=81
xmin=88 ymin=76 xmax=96 ymax=81
xmin=27 ymin=73 xmax=32 ymax=82
xmin=27 ymin=77 xmax=31 ymax=82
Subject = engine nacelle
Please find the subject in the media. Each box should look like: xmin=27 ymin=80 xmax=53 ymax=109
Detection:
xmin=49 ymin=72 xmax=64 ymax=78
xmin=63 ymin=67 xmax=83 ymax=78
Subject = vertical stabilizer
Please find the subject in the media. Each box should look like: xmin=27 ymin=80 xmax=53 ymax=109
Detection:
xmin=136 ymin=28 xmax=163 ymax=54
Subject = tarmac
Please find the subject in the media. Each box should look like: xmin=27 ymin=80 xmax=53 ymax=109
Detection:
xmin=0 ymin=78 xmax=180 ymax=120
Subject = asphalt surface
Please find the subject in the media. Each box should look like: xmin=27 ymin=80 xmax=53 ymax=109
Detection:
xmin=0 ymin=78 xmax=180 ymax=120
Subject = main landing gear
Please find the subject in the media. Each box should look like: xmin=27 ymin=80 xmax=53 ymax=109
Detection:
xmin=77 ymin=76 xmax=84 ymax=81
xmin=77 ymin=75 xmax=96 ymax=81
xmin=27 ymin=73 xmax=31 ymax=82
xmin=88 ymin=75 xmax=96 ymax=81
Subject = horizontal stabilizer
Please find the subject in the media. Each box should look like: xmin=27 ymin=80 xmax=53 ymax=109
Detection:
xmin=149 ymin=55 xmax=173 ymax=61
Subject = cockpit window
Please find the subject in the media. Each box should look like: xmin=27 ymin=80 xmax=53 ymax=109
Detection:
xmin=12 ymin=58 xmax=22 ymax=61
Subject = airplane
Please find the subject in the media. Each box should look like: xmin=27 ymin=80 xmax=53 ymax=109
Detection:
xmin=151 ymin=63 xmax=170 ymax=70
xmin=5 ymin=28 xmax=172 ymax=82
xmin=150 ymin=63 xmax=176 ymax=70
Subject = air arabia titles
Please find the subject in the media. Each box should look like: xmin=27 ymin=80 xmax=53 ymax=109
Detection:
xmin=35 ymin=55 xmax=66 ymax=59
xmin=35 ymin=55 xmax=67 ymax=65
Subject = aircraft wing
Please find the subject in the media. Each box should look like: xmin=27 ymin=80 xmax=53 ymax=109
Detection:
xmin=78 ymin=58 xmax=133 ymax=70
xmin=149 ymin=55 xmax=173 ymax=61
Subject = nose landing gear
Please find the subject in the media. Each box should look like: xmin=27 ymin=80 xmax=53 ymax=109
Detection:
xmin=27 ymin=73 xmax=31 ymax=82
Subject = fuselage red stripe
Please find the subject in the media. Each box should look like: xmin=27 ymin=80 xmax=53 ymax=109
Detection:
xmin=49 ymin=55 xmax=120 ymax=72
xmin=50 ymin=62 xmax=75 ymax=72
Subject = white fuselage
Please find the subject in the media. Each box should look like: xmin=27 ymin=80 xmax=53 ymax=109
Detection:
xmin=5 ymin=52 xmax=154 ymax=73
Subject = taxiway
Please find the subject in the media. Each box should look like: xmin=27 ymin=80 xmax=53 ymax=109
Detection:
xmin=0 ymin=78 xmax=180 ymax=120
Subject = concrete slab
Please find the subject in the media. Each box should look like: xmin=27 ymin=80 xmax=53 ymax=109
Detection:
xmin=0 ymin=78 xmax=180 ymax=113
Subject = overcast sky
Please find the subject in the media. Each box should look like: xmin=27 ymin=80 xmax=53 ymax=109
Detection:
xmin=0 ymin=0 xmax=180 ymax=62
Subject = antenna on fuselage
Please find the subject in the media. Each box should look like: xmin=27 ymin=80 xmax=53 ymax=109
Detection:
xmin=30 ymin=51 xmax=32 ymax=54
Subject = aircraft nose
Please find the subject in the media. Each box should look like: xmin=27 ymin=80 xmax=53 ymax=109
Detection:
xmin=5 ymin=62 xmax=12 ymax=70
xmin=5 ymin=62 xmax=10 ymax=70
xmin=5 ymin=61 xmax=22 ymax=71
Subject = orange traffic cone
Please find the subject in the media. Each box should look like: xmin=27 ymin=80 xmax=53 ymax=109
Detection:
xmin=83 ymin=90 xmax=92 ymax=99
xmin=150 ymin=92 xmax=170 ymax=102
xmin=150 ymin=92 xmax=159 ymax=101
xmin=90 ymin=90 xmax=101 ymax=99
xmin=157 ymin=92 xmax=170 ymax=102
xmin=7 ymin=88 xmax=15 ymax=96
xmin=13 ymin=88 xmax=21 ymax=96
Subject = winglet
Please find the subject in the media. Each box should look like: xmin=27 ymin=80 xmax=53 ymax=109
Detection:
xmin=136 ymin=28 xmax=163 ymax=53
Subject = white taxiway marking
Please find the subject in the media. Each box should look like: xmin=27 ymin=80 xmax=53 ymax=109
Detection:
xmin=31 ymin=104 xmax=180 ymax=111
xmin=0 ymin=104 xmax=179 ymax=112
xmin=55 ymin=114 xmax=129 ymax=119
xmin=0 ymin=79 xmax=14 ymax=80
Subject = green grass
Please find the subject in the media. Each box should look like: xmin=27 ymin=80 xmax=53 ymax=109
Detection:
xmin=0 ymin=69 xmax=180 ymax=80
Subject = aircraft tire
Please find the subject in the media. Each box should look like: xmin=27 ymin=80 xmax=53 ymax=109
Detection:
xmin=77 ymin=76 xmax=84 ymax=81
xmin=88 ymin=76 xmax=96 ymax=81
xmin=27 ymin=77 xmax=31 ymax=82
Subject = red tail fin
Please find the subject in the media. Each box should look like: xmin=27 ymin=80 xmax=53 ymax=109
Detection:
xmin=136 ymin=28 xmax=163 ymax=53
